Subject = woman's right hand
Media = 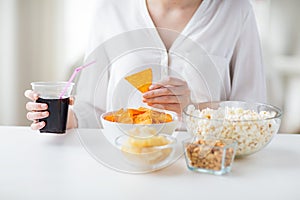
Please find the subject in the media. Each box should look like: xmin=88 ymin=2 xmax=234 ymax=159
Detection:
xmin=24 ymin=90 xmax=49 ymax=130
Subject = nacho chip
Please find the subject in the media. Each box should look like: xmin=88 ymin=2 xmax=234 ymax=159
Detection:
xmin=134 ymin=111 xmax=153 ymax=124
xmin=125 ymin=68 xmax=152 ymax=93
xmin=104 ymin=107 xmax=172 ymax=124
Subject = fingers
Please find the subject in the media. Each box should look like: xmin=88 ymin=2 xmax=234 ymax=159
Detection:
xmin=143 ymin=86 xmax=189 ymax=98
xmin=25 ymin=89 xmax=47 ymax=130
xmin=27 ymin=111 xmax=49 ymax=121
xmin=149 ymin=103 xmax=182 ymax=114
xmin=144 ymin=93 xmax=188 ymax=115
xmin=143 ymin=95 xmax=185 ymax=104
xmin=27 ymin=110 xmax=48 ymax=131
xmin=24 ymin=90 xmax=39 ymax=101
xmin=143 ymin=88 xmax=172 ymax=98
xmin=150 ymin=76 xmax=187 ymax=90
xmin=26 ymin=102 xmax=48 ymax=111
xmin=31 ymin=121 xmax=46 ymax=130
xmin=143 ymin=76 xmax=191 ymax=115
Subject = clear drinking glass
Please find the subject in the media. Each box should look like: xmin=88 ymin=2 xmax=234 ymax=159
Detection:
xmin=31 ymin=81 xmax=74 ymax=133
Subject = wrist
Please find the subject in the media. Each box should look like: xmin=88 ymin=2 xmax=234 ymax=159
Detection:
xmin=67 ymin=108 xmax=78 ymax=129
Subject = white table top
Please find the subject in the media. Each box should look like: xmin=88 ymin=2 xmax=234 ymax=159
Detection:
xmin=0 ymin=126 xmax=299 ymax=200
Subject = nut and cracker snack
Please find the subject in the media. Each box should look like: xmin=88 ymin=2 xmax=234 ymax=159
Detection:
xmin=185 ymin=139 xmax=235 ymax=171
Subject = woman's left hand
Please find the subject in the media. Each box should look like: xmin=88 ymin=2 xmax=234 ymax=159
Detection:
xmin=142 ymin=76 xmax=191 ymax=115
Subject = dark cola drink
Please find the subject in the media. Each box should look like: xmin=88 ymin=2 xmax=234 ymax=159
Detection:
xmin=36 ymin=97 xmax=70 ymax=133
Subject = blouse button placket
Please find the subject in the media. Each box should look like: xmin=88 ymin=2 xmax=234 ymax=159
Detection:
xmin=160 ymin=50 xmax=169 ymax=78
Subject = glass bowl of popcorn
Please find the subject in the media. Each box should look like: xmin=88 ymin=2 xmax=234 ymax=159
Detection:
xmin=183 ymin=101 xmax=282 ymax=157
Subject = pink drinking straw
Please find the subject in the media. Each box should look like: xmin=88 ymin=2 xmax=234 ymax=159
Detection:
xmin=59 ymin=60 xmax=96 ymax=99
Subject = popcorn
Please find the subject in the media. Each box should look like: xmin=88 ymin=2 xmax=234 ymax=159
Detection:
xmin=185 ymin=105 xmax=280 ymax=156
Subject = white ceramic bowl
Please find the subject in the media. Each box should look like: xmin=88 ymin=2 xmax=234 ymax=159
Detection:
xmin=100 ymin=109 xmax=179 ymax=147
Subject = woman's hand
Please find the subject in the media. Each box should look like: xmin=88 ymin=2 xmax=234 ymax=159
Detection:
xmin=24 ymin=90 xmax=49 ymax=130
xmin=142 ymin=76 xmax=191 ymax=115
xmin=24 ymin=90 xmax=76 ymax=130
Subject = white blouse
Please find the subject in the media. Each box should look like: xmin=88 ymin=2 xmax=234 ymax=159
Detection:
xmin=73 ymin=0 xmax=266 ymax=128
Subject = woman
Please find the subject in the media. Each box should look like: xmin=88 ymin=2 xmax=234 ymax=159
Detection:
xmin=25 ymin=0 xmax=266 ymax=130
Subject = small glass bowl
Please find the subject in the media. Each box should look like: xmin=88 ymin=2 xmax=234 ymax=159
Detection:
xmin=115 ymin=134 xmax=177 ymax=169
xmin=183 ymin=136 xmax=237 ymax=175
